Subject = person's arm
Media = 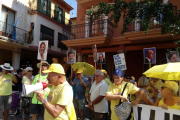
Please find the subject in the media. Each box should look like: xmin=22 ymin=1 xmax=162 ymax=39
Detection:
xmin=153 ymin=98 xmax=161 ymax=106
xmin=105 ymin=93 xmax=128 ymax=101
xmin=0 ymin=72 xmax=4 ymax=80
xmin=91 ymin=95 xmax=105 ymax=105
xmin=143 ymin=93 xmax=153 ymax=105
xmin=149 ymin=82 xmax=159 ymax=92
xmin=131 ymin=89 xmax=145 ymax=106
xmin=80 ymin=78 xmax=87 ymax=87
xmin=11 ymin=71 xmax=18 ymax=83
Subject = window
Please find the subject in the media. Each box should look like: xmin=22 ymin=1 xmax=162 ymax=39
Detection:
xmin=40 ymin=25 xmax=54 ymax=46
xmin=0 ymin=6 xmax=15 ymax=35
xmin=58 ymin=33 xmax=68 ymax=50
xmin=54 ymin=5 xmax=65 ymax=24
xmin=37 ymin=0 xmax=51 ymax=16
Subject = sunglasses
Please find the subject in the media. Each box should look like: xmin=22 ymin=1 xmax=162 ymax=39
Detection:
xmin=28 ymin=70 xmax=33 ymax=72
xmin=161 ymin=86 xmax=168 ymax=90
xmin=42 ymin=65 xmax=47 ymax=67
xmin=126 ymin=77 xmax=130 ymax=79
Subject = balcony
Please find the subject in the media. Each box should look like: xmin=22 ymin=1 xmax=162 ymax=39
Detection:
xmin=0 ymin=21 xmax=28 ymax=45
xmin=62 ymin=19 xmax=114 ymax=49
xmin=77 ymin=0 xmax=111 ymax=8
xmin=29 ymin=1 xmax=65 ymax=25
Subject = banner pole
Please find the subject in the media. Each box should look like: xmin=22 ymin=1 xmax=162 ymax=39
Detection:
xmin=95 ymin=62 xmax=96 ymax=70
xmin=71 ymin=63 xmax=72 ymax=82
xmin=101 ymin=64 xmax=102 ymax=70
xmin=39 ymin=59 xmax=42 ymax=80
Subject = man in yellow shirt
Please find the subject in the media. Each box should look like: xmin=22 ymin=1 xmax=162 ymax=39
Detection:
xmin=35 ymin=63 xmax=76 ymax=120
xmin=0 ymin=63 xmax=17 ymax=120
xmin=101 ymin=69 xmax=111 ymax=85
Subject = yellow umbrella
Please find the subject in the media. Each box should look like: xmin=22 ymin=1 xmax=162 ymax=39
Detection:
xmin=143 ymin=62 xmax=180 ymax=80
xmin=72 ymin=62 xmax=95 ymax=75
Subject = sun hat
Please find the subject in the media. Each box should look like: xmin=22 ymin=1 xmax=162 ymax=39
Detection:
xmin=23 ymin=67 xmax=33 ymax=74
xmin=43 ymin=63 xmax=65 ymax=74
xmin=0 ymin=63 xmax=13 ymax=71
xmin=101 ymin=69 xmax=107 ymax=75
xmin=37 ymin=61 xmax=50 ymax=68
xmin=77 ymin=69 xmax=83 ymax=74
xmin=113 ymin=69 xmax=124 ymax=77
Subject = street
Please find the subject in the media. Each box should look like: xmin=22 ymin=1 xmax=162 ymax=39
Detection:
xmin=0 ymin=105 xmax=93 ymax=120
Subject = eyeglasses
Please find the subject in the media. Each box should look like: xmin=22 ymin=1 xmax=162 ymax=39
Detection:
xmin=28 ymin=70 xmax=33 ymax=72
xmin=126 ymin=77 xmax=130 ymax=79
xmin=42 ymin=65 xmax=47 ymax=67
xmin=161 ymin=86 xmax=168 ymax=90
xmin=94 ymin=75 xmax=100 ymax=78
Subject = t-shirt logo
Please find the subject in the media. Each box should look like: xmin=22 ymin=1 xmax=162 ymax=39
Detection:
xmin=47 ymin=92 xmax=53 ymax=102
xmin=4 ymin=79 xmax=10 ymax=83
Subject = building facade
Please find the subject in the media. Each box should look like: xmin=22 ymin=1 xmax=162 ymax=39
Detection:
xmin=0 ymin=0 xmax=73 ymax=73
xmin=62 ymin=0 xmax=180 ymax=79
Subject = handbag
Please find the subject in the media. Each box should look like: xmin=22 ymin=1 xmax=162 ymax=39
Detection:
xmin=114 ymin=83 xmax=132 ymax=120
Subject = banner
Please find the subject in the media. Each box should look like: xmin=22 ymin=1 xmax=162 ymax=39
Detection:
xmin=67 ymin=51 xmax=76 ymax=64
xmin=37 ymin=41 xmax=48 ymax=60
xmin=113 ymin=53 xmax=127 ymax=70
xmin=143 ymin=47 xmax=156 ymax=64
xmin=97 ymin=52 xmax=106 ymax=64
xmin=166 ymin=51 xmax=180 ymax=63
xmin=133 ymin=104 xmax=180 ymax=120
xmin=92 ymin=45 xmax=97 ymax=62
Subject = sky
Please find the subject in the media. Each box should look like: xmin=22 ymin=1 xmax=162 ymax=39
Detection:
xmin=64 ymin=0 xmax=77 ymax=18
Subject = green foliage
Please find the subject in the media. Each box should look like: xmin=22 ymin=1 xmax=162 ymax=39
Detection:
xmin=86 ymin=0 xmax=179 ymax=36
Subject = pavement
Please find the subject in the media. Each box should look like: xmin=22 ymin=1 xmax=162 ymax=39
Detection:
xmin=0 ymin=105 xmax=93 ymax=120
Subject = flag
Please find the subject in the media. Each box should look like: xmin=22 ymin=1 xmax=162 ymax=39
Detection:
xmin=12 ymin=18 xmax=19 ymax=40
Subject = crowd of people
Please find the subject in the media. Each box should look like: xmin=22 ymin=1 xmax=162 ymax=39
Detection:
xmin=0 ymin=61 xmax=180 ymax=120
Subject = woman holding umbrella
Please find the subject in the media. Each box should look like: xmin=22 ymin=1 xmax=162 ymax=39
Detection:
xmin=153 ymin=81 xmax=180 ymax=110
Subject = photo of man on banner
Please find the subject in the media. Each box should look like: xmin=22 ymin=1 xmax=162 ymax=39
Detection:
xmin=166 ymin=51 xmax=180 ymax=63
xmin=97 ymin=52 xmax=106 ymax=64
xmin=67 ymin=51 xmax=76 ymax=64
xmin=144 ymin=47 xmax=156 ymax=64
xmin=37 ymin=41 xmax=48 ymax=60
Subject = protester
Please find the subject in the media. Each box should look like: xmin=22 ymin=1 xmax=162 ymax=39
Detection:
xmin=101 ymin=69 xmax=111 ymax=85
xmin=35 ymin=63 xmax=75 ymax=120
xmin=71 ymin=69 xmax=88 ymax=120
xmin=149 ymin=78 xmax=164 ymax=100
xmin=138 ymin=76 xmax=154 ymax=105
xmin=153 ymin=81 xmax=180 ymax=110
xmin=88 ymin=70 xmax=108 ymax=120
xmin=105 ymin=69 xmax=146 ymax=120
xmin=21 ymin=67 xmax=33 ymax=120
xmin=31 ymin=61 xmax=51 ymax=120
xmin=13 ymin=68 xmax=23 ymax=92
xmin=123 ymin=74 xmax=131 ymax=82
xmin=0 ymin=63 xmax=17 ymax=120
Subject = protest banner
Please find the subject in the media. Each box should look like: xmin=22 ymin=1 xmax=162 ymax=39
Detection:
xmin=133 ymin=104 xmax=180 ymax=120
xmin=37 ymin=41 xmax=48 ymax=60
xmin=166 ymin=51 xmax=180 ymax=63
xmin=67 ymin=51 xmax=76 ymax=64
xmin=113 ymin=53 xmax=127 ymax=70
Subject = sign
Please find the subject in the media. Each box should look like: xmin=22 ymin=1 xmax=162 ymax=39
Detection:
xmin=166 ymin=51 xmax=180 ymax=63
xmin=67 ymin=51 xmax=76 ymax=64
xmin=133 ymin=104 xmax=180 ymax=120
xmin=92 ymin=45 xmax=97 ymax=62
xmin=113 ymin=53 xmax=127 ymax=70
xmin=97 ymin=52 xmax=106 ymax=64
xmin=37 ymin=41 xmax=48 ymax=60
xmin=143 ymin=47 xmax=156 ymax=64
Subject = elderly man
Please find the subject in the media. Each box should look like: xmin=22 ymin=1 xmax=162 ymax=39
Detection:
xmin=0 ymin=63 xmax=17 ymax=120
xmin=88 ymin=70 xmax=108 ymax=120
xmin=31 ymin=61 xmax=51 ymax=120
xmin=35 ymin=63 xmax=75 ymax=120
xmin=71 ymin=69 xmax=88 ymax=120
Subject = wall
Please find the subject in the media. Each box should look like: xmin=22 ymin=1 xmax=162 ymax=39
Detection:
xmin=77 ymin=2 xmax=86 ymax=25
xmin=0 ymin=49 xmax=12 ymax=65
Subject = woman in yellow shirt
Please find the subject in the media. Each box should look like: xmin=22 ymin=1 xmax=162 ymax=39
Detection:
xmin=105 ymin=69 xmax=146 ymax=120
xmin=21 ymin=67 xmax=33 ymax=120
xmin=153 ymin=81 xmax=180 ymax=110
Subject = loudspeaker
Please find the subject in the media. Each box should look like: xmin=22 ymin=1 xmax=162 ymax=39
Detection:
xmin=23 ymin=82 xmax=47 ymax=96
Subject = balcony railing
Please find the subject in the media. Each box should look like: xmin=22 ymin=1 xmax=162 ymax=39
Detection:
xmin=62 ymin=19 xmax=114 ymax=40
xmin=0 ymin=21 xmax=28 ymax=44
xmin=30 ymin=2 xmax=65 ymax=25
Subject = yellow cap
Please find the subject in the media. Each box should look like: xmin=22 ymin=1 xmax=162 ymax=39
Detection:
xmin=101 ymin=69 xmax=107 ymax=75
xmin=43 ymin=63 xmax=65 ymax=74
xmin=77 ymin=69 xmax=83 ymax=74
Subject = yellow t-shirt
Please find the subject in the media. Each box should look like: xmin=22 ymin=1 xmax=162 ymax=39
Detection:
xmin=158 ymin=98 xmax=180 ymax=110
xmin=106 ymin=81 xmax=139 ymax=120
xmin=149 ymin=80 xmax=164 ymax=97
xmin=44 ymin=81 xmax=74 ymax=120
xmin=21 ymin=76 xmax=32 ymax=97
xmin=0 ymin=73 xmax=13 ymax=96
